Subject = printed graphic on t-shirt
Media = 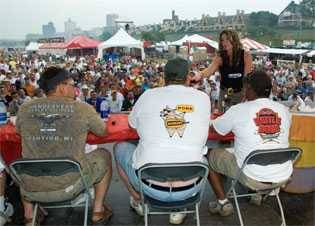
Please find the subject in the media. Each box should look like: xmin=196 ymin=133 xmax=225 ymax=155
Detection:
xmin=254 ymin=108 xmax=282 ymax=143
xmin=160 ymin=105 xmax=193 ymax=138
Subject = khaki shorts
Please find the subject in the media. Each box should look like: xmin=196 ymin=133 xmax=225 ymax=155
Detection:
xmin=20 ymin=148 xmax=111 ymax=203
xmin=208 ymin=148 xmax=277 ymax=190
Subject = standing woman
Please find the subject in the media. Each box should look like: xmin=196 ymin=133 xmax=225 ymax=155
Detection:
xmin=200 ymin=29 xmax=253 ymax=111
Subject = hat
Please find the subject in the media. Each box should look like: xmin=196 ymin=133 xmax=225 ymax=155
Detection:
xmin=164 ymin=58 xmax=189 ymax=82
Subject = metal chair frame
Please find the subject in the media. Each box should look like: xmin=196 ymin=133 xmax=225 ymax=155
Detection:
xmin=138 ymin=162 xmax=209 ymax=226
xmin=226 ymin=147 xmax=302 ymax=226
xmin=9 ymin=158 xmax=92 ymax=226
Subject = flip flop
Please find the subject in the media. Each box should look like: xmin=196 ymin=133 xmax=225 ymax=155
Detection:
xmin=92 ymin=204 xmax=113 ymax=224
xmin=24 ymin=206 xmax=46 ymax=226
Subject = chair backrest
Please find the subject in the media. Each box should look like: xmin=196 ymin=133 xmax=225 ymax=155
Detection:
xmin=138 ymin=162 xmax=209 ymax=183
xmin=9 ymin=158 xmax=86 ymax=188
xmin=243 ymin=147 xmax=302 ymax=168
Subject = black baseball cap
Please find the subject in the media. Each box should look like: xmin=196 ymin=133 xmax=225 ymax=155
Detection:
xmin=164 ymin=57 xmax=189 ymax=82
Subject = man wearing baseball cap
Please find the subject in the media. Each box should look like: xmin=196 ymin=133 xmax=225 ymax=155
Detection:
xmin=114 ymin=58 xmax=211 ymax=224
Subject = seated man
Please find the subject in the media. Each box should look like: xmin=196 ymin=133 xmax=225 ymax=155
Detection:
xmin=208 ymin=70 xmax=292 ymax=216
xmin=114 ymin=58 xmax=211 ymax=224
xmin=16 ymin=66 xmax=112 ymax=225
xmin=0 ymin=161 xmax=14 ymax=225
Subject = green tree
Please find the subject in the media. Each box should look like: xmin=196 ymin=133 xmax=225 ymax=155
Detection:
xmin=141 ymin=31 xmax=165 ymax=42
xmin=248 ymin=11 xmax=278 ymax=28
xmin=300 ymin=0 xmax=315 ymax=18
xmin=246 ymin=11 xmax=278 ymax=38
xmin=99 ymin=30 xmax=112 ymax=41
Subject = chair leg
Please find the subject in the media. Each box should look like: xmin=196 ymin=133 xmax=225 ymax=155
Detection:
xmin=276 ymin=194 xmax=286 ymax=226
xmin=195 ymin=203 xmax=200 ymax=226
xmin=32 ymin=203 xmax=38 ymax=226
xmin=144 ymin=204 xmax=148 ymax=226
xmin=232 ymin=188 xmax=244 ymax=226
xmin=83 ymin=193 xmax=89 ymax=226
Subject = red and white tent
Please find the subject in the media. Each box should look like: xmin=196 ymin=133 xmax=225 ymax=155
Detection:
xmin=241 ymin=38 xmax=269 ymax=51
xmin=65 ymin=36 xmax=101 ymax=49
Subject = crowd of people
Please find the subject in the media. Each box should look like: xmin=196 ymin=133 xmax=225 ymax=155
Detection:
xmin=0 ymin=50 xmax=314 ymax=118
xmin=0 ymin=28 xmax=314 ymax=225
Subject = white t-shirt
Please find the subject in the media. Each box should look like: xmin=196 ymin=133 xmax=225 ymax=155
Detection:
xmin=129 ymin=85 xmax=211 ymax=169
xmin=213 ymin=98 xmax=292 ymax=182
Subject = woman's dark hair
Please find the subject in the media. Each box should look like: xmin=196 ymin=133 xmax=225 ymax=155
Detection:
xmin=218 ymin=29 xmax=243 ymax=67
xmin=245 ymin=70 xmax=272 ymax=98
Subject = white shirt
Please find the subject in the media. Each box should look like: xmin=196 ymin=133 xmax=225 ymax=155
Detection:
xmin=213 ymin=98 xmax=292 ymax=182
xmin=129 ymin=85 xmax=211 ymax=169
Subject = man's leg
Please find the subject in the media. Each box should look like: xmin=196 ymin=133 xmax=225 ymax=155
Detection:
xmin=115 ymin=162 xmax=140 ymax=201
xmin=207 ymin=148 xmax=236 ymax=216
xmin=113 ymin=142 xmax=144 ymax=216
xmin=113 ymin=142 xmax=140 ymax=201
xmin=208 ymin=169 xmax=225 ymax=200
xmin=22 ymin=198 xmax=33 ymax=220
xmin=93 ymin=152 xmax=112 ymax=213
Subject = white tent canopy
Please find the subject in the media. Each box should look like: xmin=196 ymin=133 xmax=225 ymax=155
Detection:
xmin=97 ymin=28 xmax=145 ymax=60
xmin=169 ymin=34 xmax=218 ymax=49
xmin=259 ymin=48 xmax=309 ymax=55
xmin=306 ymin=50 xmax=315 ymax=57
xmin=170 ymin=35 xmax=190 ymax=46
xmin=25 ymin=42 xmax=41 ymax=52
xmin=241 ymin=38 xmax=269 ymax=51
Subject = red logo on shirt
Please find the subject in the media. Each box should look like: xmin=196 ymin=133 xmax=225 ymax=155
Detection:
xmin=254 ymin=108 xmax=281 ymax=142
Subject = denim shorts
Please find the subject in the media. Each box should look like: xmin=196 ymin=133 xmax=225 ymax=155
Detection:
xmin=114 ymin=142 xmax=203 ymax=202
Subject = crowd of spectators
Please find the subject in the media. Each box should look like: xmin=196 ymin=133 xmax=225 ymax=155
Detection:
xmin=0 ymin=50 xmax=314 ymax=117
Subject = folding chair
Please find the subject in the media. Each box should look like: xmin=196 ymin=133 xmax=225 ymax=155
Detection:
xmin=138 ymin=162 xmax=209 ymax=226
xmin=226 ymin=147 xmax=302 ymax=226
xmin=9 ymin=158 xmax=92 ymax=226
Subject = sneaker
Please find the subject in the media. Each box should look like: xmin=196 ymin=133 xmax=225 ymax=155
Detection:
xmin=129 ymin=196 xmax=144 ymax=216
xmin=0 ymin=202 xmax=14 ymax=225
xmin=169 ymin=212 xmax=187 ymax=225
xmin=209 ymin=200 xmax=233 ymax=216
xmin=249 ymin=193 xmax=263 ymax=206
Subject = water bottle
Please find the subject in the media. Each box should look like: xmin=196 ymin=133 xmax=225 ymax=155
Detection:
xmin=0 ymin=101 xmax=7 ymax=126
xmin=100 ymin=99 xmax=110 ymax=120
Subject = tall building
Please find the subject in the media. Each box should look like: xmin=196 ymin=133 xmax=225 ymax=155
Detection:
xmin=65 ymin=18 xmax=81 ymax=40
xmin=42 ymin=22 xmax=56 ymax=37
xmin=106 ymin=14 xmax=119 ymax=27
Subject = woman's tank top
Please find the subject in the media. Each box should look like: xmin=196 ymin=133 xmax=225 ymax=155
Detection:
xmin=219 ymin=50 xmax=245 ymax=91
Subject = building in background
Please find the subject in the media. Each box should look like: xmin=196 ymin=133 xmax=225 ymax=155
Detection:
xmin=106 ymin=14 xmax=119 ymax=27
xmin=42 ymin=22 xmax=56 ymax=37
xmin=64 ymin=18 xmax=83 ymax=40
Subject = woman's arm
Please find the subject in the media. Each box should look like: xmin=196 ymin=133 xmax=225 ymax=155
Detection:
xmin=200 ymin=56 xmax=222 ymax=78
xmin=244 ymin=51 xmax=253 ymax=76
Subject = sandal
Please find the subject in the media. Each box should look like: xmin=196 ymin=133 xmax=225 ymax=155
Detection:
xmin=92 ymin=204 xmax=113 ymax=224
xmin=24 ymin=206 xmax=46 ymax=226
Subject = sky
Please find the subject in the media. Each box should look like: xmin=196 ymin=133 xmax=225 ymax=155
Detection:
xmin=0 ymin=0 xmax=294 ymax=40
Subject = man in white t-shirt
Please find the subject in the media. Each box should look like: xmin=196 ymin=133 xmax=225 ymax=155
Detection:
xmin=208 ymin=70 xmax=292 ymax=216
xmin=114 ymin=58 xmax=211 ymax=224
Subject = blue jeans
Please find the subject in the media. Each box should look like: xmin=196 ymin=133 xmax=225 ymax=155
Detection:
xmin=114 ymin=142 xmax=203 ymax=202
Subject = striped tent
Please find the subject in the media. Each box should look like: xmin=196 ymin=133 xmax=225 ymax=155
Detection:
xmin=241 ymin=38 xmax=269 ymax=51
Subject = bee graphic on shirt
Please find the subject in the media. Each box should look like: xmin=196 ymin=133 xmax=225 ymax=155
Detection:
xmin=160 ymin=105 xmax=193 ymax=138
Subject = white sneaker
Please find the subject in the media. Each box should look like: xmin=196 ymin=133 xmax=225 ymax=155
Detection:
xmin=129 ymin=196 xmax=144 ymax=216
xmin=0 ymin=202 xmax=14 ymax=226
xmin=169 ymin=212 xmax=187 ymax=225
xmin=209 ymin=200 xmax=233 ymax=216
